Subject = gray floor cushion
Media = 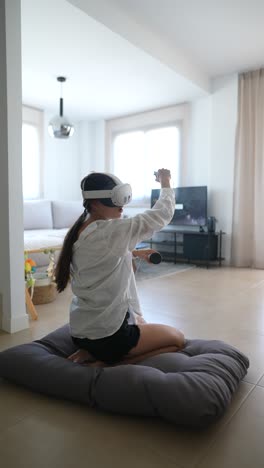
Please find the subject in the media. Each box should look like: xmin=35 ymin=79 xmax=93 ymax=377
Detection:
xmin=0 ymin=324 xmax=249 ymax=428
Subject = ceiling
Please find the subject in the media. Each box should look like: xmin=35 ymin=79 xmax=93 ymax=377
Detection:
xmin=21 ymin=0 xmax=264 ymax=122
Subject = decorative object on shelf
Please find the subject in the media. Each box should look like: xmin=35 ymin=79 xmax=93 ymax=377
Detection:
xmin=30 ymin=248 xmax=57 ymax=304
xmin=207 ymin=216 xmax=217 ymax=232
xmin=24 ymin=255 xmax=37 ymax=293
xmin=24 ymin=246 xmax=62 ymax=318
xmin=31 ymin=248 xmax=58 ymax=305
xmin=32 ymin=272 xmax=52 ymax=287
xmin=25 ymin=248 xmax=58 ymax=305
xmin=43 ymin=248 xmax=56 ymax=281
xmin=48 ymin=76 xmax=74 ymax=139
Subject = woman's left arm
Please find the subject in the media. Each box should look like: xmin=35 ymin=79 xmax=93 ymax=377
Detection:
xmin=132 ymin=248 xmax=157 ymax=263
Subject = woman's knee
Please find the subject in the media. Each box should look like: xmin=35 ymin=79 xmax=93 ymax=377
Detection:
xmin=156 ymin=324 xmax=185 ymax=347
xmin=137 ymin=323 xmax=185 ymax=349
xmin=174 ymin=329 xmax=185 ymax=348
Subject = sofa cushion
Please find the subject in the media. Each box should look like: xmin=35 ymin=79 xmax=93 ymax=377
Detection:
xmin=0 ymin=324 xmax=249 ymax=428
xmin=24 ymin=200 xmax=53 ymax=230
xmin=52 ymin=201 xmax=83 ymax=229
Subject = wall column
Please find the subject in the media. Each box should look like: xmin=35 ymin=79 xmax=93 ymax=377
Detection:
xmin=0 ymin=0 xmax=29 ymax=332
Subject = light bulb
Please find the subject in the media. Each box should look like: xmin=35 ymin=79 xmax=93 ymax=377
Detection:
xmin=48 ymin=115 xmax=74 ymax=139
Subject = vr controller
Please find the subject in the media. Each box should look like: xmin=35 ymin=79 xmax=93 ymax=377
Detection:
xmin=148 ymin=252 xmax=162 ymax=264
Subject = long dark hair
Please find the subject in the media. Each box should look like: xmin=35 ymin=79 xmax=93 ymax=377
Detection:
xmin=55 ymin=173 xmax=117 ymax=292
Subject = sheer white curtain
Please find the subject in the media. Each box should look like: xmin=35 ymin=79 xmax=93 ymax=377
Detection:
xmin=113 ymin=126 xmax=180 ymax=205
xmin=231 ymin=69 xmax=264 ymax=268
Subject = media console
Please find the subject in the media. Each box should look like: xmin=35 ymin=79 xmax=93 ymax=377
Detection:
xmin=140 ymin=226 xmax=225 ymax=267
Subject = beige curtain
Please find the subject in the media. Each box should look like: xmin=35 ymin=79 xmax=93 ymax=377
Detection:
xmin=231 ymin=69 xmax=264 ymax=268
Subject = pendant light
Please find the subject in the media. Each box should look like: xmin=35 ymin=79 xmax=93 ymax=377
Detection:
xmin=48 ymin=76 xmax=74 ymax=139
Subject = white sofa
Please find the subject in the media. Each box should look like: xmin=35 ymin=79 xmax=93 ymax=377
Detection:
xmin=24 ymin=200 xmax=147 ymax=269
xmin=24 ymin=200 xmax=83 ymax=268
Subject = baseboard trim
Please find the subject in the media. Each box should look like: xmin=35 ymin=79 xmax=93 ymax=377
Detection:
xmin=1 ymin=313 xmax=29 ymax=333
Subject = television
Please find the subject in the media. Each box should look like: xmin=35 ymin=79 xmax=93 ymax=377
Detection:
xmin=151 ymin=186 xmax=208 ymax=226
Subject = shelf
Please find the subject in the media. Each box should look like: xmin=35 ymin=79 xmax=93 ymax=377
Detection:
xmin=144 ymin=240 xmax=183 ymax=247
xmin=139 ymin=229 xmax=225 ymax=267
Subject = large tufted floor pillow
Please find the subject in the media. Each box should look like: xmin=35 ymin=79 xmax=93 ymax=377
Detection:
xmin=0 ymin=324 xmax=249 ymax=428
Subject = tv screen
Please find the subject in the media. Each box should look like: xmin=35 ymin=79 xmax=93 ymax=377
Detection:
xmin=151 ymin=186 xmax=208 ymax=226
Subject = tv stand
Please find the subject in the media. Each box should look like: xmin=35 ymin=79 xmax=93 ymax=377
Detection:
xmin=140 ymin=226 xmax=225 ymax=267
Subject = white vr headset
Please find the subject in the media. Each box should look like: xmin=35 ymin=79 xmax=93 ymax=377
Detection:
xmin=82 ymin=173 xmax=132 ymax=207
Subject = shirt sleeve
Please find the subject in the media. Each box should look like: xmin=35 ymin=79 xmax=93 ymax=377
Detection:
xmin=104 ymin=188 xmax=175 ymax=255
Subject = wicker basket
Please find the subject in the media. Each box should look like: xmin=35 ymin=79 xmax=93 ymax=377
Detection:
xmin=30 ymin=282 xmax=58 ymax=305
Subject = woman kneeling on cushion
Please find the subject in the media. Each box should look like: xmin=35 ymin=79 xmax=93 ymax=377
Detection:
xmin=55 ymin=168 xmax=185 ymax=366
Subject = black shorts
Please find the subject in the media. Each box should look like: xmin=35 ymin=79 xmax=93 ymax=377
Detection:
xmin=71 ymin=312 xmax=140 ymax=365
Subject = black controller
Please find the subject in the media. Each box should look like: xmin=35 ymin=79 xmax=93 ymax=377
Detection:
xmin=148 ymin=252 xmax=162 ymax=264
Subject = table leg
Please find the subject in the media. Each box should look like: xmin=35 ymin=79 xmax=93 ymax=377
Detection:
xmin=25 ymin=287 xmax=38 ymax=320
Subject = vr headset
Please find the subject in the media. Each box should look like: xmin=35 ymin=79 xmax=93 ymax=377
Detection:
xmin=82 ymin=173 xmax=132 ymax=207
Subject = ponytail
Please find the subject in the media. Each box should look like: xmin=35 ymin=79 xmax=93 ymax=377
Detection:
xmin=55 ymin=209 xmax=88 ymax=292
xmin=56 ymin=172 xmax=117 ymax=292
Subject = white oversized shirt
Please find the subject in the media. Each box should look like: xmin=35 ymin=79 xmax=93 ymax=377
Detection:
xmin=69 ymin=188 xmax=175 ymax=339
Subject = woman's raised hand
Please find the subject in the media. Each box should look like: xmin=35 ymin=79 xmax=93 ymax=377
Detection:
xmin=154 ymin=168 xmax=171 ymax=188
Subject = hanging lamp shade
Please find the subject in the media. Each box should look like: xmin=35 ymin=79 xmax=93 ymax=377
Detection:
xmin=48 ymin=76 xmax=74 ymax=139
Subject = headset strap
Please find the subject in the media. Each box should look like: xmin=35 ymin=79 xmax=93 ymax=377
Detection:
xmin=82 ymin=189 xmax=113 ymax=199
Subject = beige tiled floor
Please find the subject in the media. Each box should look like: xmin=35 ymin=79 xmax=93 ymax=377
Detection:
xmin=1 ymin=266 xmax=264 ymax=467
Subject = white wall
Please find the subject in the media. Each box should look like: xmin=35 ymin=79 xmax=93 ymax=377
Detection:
xmin=209 ymin=75 xmax=238 ymax=263
xmin=188 ymin=74 xmax=238 ymax=263
xmin=187 ymin=96 xmax=212 ymax=187
xmin=43 ymin=115 xmax=105 ymax=200
xmin=79 ymin=121 xmax=93 ymax=178
xmin=79 ymin=120 xmax=105 ymax=178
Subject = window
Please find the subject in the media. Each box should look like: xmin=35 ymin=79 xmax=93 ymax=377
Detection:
xmin=22 ymin=107 xmax=43 ymax=199
xmin=113 ymin=125 xmax=180 ymax=205
xmin=22 ymin=123 xmax=40 ymax=199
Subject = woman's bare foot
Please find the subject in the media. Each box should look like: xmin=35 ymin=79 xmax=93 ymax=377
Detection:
xmin=82 ymin=360 xmax=106 ymax=367
xmin=67 ymin=348 xmax=96 ymax=364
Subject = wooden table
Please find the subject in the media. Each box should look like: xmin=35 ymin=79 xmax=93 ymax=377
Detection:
xmin=25 ymin=245 xmax=62 ymax=320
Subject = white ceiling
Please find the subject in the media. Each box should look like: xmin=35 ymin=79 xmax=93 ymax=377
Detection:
xmin=21 ymin=0 xmax=264 ymax=122
xmin=109 ymin=0 xmax=264 ymax=77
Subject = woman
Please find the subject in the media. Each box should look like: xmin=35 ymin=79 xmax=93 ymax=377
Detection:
xmin=55 ymin=168 xmax=185 ymax=366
